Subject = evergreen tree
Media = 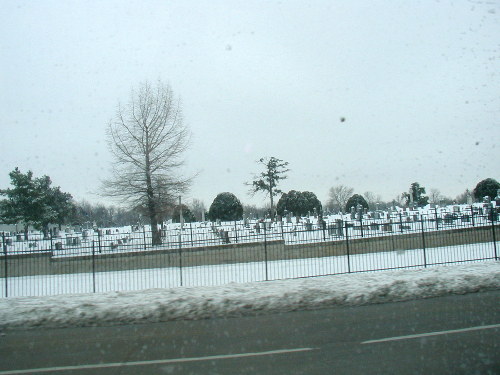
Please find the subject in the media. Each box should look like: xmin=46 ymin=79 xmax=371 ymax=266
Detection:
xmin=277 ymin=190 xmax=322 ymax=217
xmin=208 ymin=192 xmax=243 ymax=221
xmin=0 ymin=168 xmax=73 ymax=238
xmin=401 ymin=182 xmax=429 ymax=207
xmin=473 ymin=178 xmax=500 ymax=201
xmin=345 ymin=194 xmax=369 ymax=212
xmin=248 ymin=157 xmax=289 ymax=219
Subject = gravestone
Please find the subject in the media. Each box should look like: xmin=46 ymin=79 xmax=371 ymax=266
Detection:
xmin=305 ymin=218 xmax=313 ymax=231
xmin=223 ymin=230 xmax=230 ymax=244
xmin=336 ymin=219 xmax=344 ymax=236
xmin=382 ymin=222 xmax=392 ymax=232
xmin=356 ymin=204 xmax=363 ymax=220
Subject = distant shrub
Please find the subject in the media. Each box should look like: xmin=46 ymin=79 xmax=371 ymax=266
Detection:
xmin=473 ymin=178 xmax=500 ymax=201
xmin=208 ymin=192 xmax=243 ymax=221
xmin=345 ymin=194 xmax=369 ymax=212
xmin=276 ymin=190 xmax=322 ymax=217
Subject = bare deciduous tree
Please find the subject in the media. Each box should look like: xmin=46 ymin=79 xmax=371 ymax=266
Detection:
xmin=190 ymin=198 xmax=206 ymax=222
xmin=327 ymin=185 xmax=354 ymax=213
xmin=102 ymin=80 xmax=191 ymax=245
xmin=429 ymin=188 xmax=443 ymax=204
xmin=363 ymin=191 xmax=382 ymax=210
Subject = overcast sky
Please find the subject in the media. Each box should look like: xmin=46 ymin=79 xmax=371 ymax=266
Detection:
xmin=1 ymin=0 xmax=498 ymax=209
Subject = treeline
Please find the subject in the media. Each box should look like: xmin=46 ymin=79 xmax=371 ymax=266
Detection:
xmin=1 ymin=168 xmax=499 ymax=234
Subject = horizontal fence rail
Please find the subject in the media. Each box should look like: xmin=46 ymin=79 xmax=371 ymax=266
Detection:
xmin=1 ymin=206 xmax=498 ymax=297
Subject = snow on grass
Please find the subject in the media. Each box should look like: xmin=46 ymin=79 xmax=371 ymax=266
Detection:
xmin=2 ymin=241 xmax=496 ymax=297
xmin=1 ymin=261 xmax=499 ymax=330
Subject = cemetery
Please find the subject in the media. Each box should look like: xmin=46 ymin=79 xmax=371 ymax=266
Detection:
xmin=1 ymin=201 xmax=498 ymax=278
xmin=0 ymin=198 xmax=498 ymax=297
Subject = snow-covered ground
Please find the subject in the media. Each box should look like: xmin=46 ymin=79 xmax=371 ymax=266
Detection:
xmin=2 ymin=203 xmax=495 ymax=258
xmin=2 ymin=241 xmax=497 ymax=297
xmin=1 ymin=261 xmax=499 ymax=330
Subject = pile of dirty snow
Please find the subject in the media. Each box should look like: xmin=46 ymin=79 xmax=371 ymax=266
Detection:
xmin=1 ymin=262 xmax=499 ymax=329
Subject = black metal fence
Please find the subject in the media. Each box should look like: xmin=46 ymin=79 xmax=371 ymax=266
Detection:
xmin=1 ymin=206 xmax=498 ymax=297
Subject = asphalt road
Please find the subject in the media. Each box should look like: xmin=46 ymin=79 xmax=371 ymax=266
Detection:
xmin=1 ymin=290 xmax=499 ymax=375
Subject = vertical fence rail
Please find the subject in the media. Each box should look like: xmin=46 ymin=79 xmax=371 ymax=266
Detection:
xmin=178 ymin=231 xmax=183 ymax=287
xmin=492 ymin=216 xmax=498 ymax=261
xmin=92 ymin=239 xmax=96 ymax=293
xmin=264 ymin=222 xmax=269 ymax=281
xmin=344 ymin=222 xmax=351 ymax=273
xmin=2 ymin=232 xmax=7 ymax=298
xmin=420 ymin=216 xmax=427 ymax=268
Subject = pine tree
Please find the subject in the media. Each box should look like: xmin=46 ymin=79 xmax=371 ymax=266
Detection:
xmin=248 ymin=157 xmax=289 ymax=219
xmin=0 ymin=168 xmax=73 ymax=239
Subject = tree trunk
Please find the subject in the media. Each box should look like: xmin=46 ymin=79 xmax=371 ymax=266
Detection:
xmin=269 ymin=187 xmax=275 ymax=221
xmin=145 ymin=174 xmax=162 ymax=246
xmin=148 ymin=199 xmax=162 ymax=246
xmin=24 ymin=224 xmax=29 ymax=241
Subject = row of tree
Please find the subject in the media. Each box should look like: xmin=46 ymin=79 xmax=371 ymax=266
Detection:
xmin=1 ymin=80 xmax=498 ymax=246
xmin=325 ymin=179 xmax=500 ymax=213
xmin=1 ymin=166 xmax=498 ymax=239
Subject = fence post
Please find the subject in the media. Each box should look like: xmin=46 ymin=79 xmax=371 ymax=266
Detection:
xmin=491 ymin=215 xmax=498 ymax=261
xmin=359 ymin=216 xmax=364 ymax=238
xmin=434 ymin=207 xmax=439 ymax=230
xmin=178 ymin=231 xmax=183 ymax=286
xmin=143 ymin=226 xmax=147 ymax=251
xmin=92 ymin=240 xmax=96 ymax=293
xmin=470 ymin=205 xmax=475 ymax=227
xmin=420 ymin=216 xmax=427 ymax=268
xmin=234 ymin=221 xmax=238 ymax=244
xmin=97 ymin=229 xmax=102 ymax=253
xmin=190 ymin=222 xmax=194 ymax=247
xmin=344 ymin=222 xmax=351 ymax=273
xmin=264 ymin=222 xmax=269 ymax=281
xmin=2 ymin=232 xmax=7 ymax=298
xmin=399 ymin=212 xmax=404 ymax=233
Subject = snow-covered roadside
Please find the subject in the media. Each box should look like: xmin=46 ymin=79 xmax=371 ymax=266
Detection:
xmin=1 ymin=261 xmax=499 ymax=330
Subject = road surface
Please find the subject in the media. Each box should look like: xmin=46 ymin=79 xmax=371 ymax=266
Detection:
xmin=1 ymin=290 xmax=499 ymax=374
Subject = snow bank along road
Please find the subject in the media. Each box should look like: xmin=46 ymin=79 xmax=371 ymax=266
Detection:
xmin=0 ymin=262 xmax=499 ymax=330
xmin=1 ymin=290 xmax=499 ymax=374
